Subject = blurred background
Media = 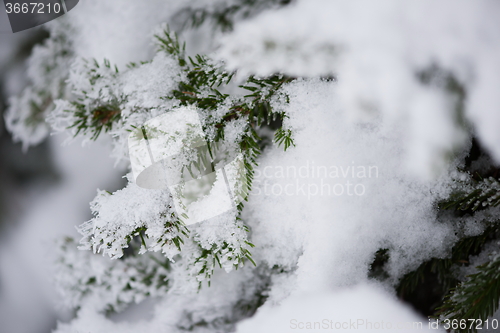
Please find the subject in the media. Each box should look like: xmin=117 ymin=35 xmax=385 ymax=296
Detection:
xmin=0 ymin=19 xmax=124 ymax=333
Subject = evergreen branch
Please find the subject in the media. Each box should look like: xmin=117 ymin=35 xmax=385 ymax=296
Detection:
xmin=155 ymin=27 xmax=186 ymax=67
xmin=67 ymin=101 xmax=121 ymax=140
xmin=275 ymin=127 xmax=295 ymax=150
xmin=439 ymin=177 xmax=500 ymax=212
xmin=438 ymin=254 xmax=500 ymax=332
xmin=62 ymin=29 xmax=295 ymax=291
xmin=78 ymin=187 xmax=190 ymax=260
xmin=194 ymin=238 xmax=257 ymax=290
xmin=397 ymin=226 xmax=498 ymax=302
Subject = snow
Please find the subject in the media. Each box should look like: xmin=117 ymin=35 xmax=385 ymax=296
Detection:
xmin=65 ymin=0 xmax=183 ymax=69
xmin=122 ymin=53 xmax=183 ymax=109
xmin=78 ymin=182 xmax=182 ymax=259
xmin=237 ymin=283 xmax=441 ymax=332
xmin=244 ymin=79 xmax=458 ymax=296
xmin=218 ymin=0 xmax=500 ymax=175
xmin=48 ymin=50 xmax=184 ymax=164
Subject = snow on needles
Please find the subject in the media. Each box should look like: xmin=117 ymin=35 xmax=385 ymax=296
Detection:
xmin=48 ymin=52 xmax=184 ymax=163
xmin=78 ymin=182 xmax=184 ymax=260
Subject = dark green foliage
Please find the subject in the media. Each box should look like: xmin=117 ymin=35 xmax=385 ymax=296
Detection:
xmin=240 ymin=74 xmax=293 ymax=129
xmin=157 ymin=211 xmax=190 ymax=252
xmin=124 ymin=214 xmax=190 ymax=257
xmin=170 ymin=53 xmax=233 ymax=111
xmin=63 ymin=58 xmax=123 ymax=140
xmin=371 ymin=138 xmax=500 ymax=326
xmin=433 ymin=158 xmax=500 ymax=330
xmin=386 ymin=176 xmax=500 ymax=329
xmin=68 ymin=102 xmax=121 ymax=140
xmin=195 ymin=239 xmax=256 ymax=290
xmin=395 ymin=227 xmax=499 ymax=315
xmin=155 ymin=28 xmax=187 ymax=67
xmin=88 ymin=58 xmax=119 ymax=83
xmin=275 ymin=128 xmax=294 ymax=151
xmin=434 ymin=171 xmax=500 ymax=331
xmin=439 ymin=177 xmax=500 ymax=213
xmin=368 ymin=248 xmax=390 ymax=281
xmin=392 ymin=197 xmax=500 ymax=319
xmin=438 ymin=255 xmax=500 ymax=331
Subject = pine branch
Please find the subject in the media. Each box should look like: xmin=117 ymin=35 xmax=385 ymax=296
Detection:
xmin=397 ymin=226 xmax=498 ymax=302
xmin=438 ymin=254 xmax=500 ymax=332
xmin=60 ymin=57 xmax=125 ymax=141
xmin=77 ymin=186 xmax=190 ymax=260
xmin=57 ymin=29 xmax=296 ymax=291
xmin=155 ymin=27 xmax=187 ymax=67
xmin=68 ymin=102 xmax=121 ymax=140
xmin=439 ymin=177 xmax=500 ymax=213
xmin=275 ymin=127 xmax=295 ymax=151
